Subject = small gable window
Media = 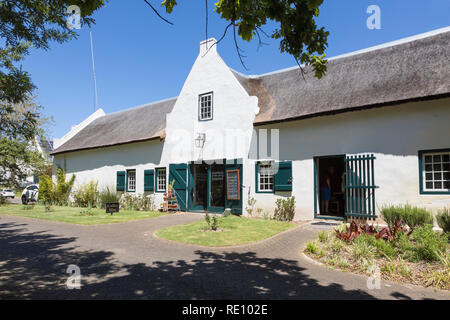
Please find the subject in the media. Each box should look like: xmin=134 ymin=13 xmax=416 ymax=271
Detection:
xmin=199 ymin=92 xmax=213 ymax=121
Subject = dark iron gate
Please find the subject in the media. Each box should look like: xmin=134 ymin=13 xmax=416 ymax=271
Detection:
xmin=345 ymin=154 xmax=378 ymax=220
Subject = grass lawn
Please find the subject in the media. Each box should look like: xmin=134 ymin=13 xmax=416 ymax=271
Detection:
xmin=156 ymin=215 xmax=296 ymax=247
xmin=0 ymin=204 xmax=167 ymax=225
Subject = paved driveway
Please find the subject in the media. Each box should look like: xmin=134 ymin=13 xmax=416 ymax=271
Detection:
xmin=0 ymin=214 xmax=448 ymax=299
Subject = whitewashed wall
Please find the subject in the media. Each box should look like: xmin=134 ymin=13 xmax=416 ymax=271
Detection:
xmin=162 ymin=38 xmax=258 ymax=165
xmin=53 ymin=140 xmax=167 ymax=205
xmin=250 ymin=98 xmax=450 ymax=220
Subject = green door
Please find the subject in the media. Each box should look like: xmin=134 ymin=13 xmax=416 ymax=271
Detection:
xmin=225 ymin=159 xmax=243 ymax=214
xmin=169 ymin=163 xmax=188 ymax=211
xmin=188 ymin=163 xmax=208 ymax=211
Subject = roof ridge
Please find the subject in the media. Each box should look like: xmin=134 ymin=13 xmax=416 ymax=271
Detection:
xmin=235 ymin=26 xmax=450 ymax=79
xmin=105 ymin=96 xmax=178 ymax=117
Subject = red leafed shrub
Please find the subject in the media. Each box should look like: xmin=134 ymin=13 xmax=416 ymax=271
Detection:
xmin=335 ymin=220 xmax=412 ymax=243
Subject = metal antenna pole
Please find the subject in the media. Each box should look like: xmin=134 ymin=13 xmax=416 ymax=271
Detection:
xmin=90 ymin=31 xmax=99 ymax=111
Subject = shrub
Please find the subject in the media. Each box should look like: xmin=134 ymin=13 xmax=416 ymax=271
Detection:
xmin=305 ymin=241 xmax=318 ymax=255
xmin=318 ymin=231 xmax=329 ymax=243
xmin=373 ymin=238 xmax=396 ymax=259
xmin=328 ymin=239 xmax=345 ymax=253
xmin=352 ymin=236 xmax=375 ymax=260
xmin=245 ymin=197 xmax=257 ymax=216
xmin=119 ymin=193 xmax=155 ymax=211
xmin=223 ymin=209 xmax=232 ymax=217
xmin=38 ymin=174 xmax=55 ymax=210
xmin=410 ymin=225 xmax=448 ymax=262
xmin=135 ymin=194 xmax=155 ymax=211
xmin=204 ymin=213 xmax=219 ymax=231
xmin=54 ymin=168 xmax=76 ymax=206
xmin=436 ymin=208 xmax=450 ymax=233
xmin=381 ymin=204 xmax=433 ymax=229
xmin=0 ymin=194 xmax=5 ymax=205
xmin=98 ymin=187 xmax=122 ymax=208
xmin=72 ymin=181 xmax=98 ymax=208
xmin=273 ymin=196 xmax=296 ymax=222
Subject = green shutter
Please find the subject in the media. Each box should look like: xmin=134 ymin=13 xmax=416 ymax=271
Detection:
xmin=255 ymin=162 xmax=259 ymax=193
xmin=144 ymin=169 xmax=155 ymax=191
xmin=274 ymin=161 xmax=292 ymax=191
xmin=116 ymin=171 xmax=125 ymax=191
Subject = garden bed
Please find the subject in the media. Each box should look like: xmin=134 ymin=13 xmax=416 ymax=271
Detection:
xmin=155 ymin=215 xmax=296 ymax=247
xmin=0 ymin=204 xmax=167 ymax=225
xmin=304 ymin=222 xmax=450 ymax=291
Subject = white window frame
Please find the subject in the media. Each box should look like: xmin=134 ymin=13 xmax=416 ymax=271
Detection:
xmin=258 ymin=162 xmax=274 ymax=192
xmin=127 ymin=170 xmax=136 ymax=192
xmin=156 ymin=168 xmax=166 ymax=192
xmin=199 ymin=92 xmax=213 ymax=121
xmin=421 ymin=150 xmax=450 ymax=193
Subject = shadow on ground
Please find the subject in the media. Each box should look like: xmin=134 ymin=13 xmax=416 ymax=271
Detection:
xmin=0 ymin=221 xmax=409 ymax=300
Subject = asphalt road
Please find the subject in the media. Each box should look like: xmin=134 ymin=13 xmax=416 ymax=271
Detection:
xmin=0 ymin=213 xmax=448 ymax=300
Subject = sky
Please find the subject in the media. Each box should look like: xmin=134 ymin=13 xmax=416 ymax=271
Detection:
xmin=21 ymin=0 xmax=450 ymax=139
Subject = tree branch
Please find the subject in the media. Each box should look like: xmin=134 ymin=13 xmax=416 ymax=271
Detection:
xmin=143 ymin=0 xmax=174 ymax=25
xmin=233 ymin=23 xmax=248 ymax=70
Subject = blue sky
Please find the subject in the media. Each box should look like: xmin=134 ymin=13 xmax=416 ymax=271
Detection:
xmin=22 ymin=0 xmax=450 ymax=139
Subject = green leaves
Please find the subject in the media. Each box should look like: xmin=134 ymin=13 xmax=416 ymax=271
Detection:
xmin=0 ymin=0 xmax=108 ymax=103
xmin=161 ymin=0 xmax=177 ymax=13
xmin=161 ymin=0 xmax=329 ymax=78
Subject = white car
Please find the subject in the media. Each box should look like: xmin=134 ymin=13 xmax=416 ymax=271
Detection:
xmin=0 ymin=189 xmax=15 ymax=199
xmin=21 ymin=184 xmax=39 ymax=204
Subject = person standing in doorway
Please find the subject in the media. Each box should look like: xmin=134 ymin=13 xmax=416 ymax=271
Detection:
xmin=320 ymin=166 xmax=335 ymax=215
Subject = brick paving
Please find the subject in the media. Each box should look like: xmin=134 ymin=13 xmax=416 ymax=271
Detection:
xmin=0 ymin=213 xmax=448 ymax=299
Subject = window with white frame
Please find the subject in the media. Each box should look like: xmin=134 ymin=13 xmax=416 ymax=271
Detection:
xmin=421 ymin=150 xmax=450 ymax=193
xmin=127 ymin=170 xmax=136 ymax=192
xmin=157 ymin=168 xmax=166 ymax=192
xmin=258 ymin=162 xmax=274 ymax=192
xmin=199 ymin=92 xmax=213 ymax=121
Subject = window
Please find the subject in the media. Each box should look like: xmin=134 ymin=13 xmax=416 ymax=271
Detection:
xmin=127 ymin=170 xmax=136 ymax=192
xmin=199 ymin=92 xmax=213 ymax=121
xmin=156 ymin=168 xmax=166 ymax=192
xmin=258 ymin=162 xmax=274 ymax=192
xmin=419 ymin=149 xmax=450 ymax=194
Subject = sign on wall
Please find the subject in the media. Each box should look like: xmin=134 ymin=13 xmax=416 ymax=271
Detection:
xmin=226 ymin=169 xmax=240 ymax=200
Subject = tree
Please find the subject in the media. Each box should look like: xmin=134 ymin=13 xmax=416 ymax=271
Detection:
xmin=153 ymin=0 xmax=329 ymax=78
xmin=0 ymin=96 xmax=52 ymax=187
xmin=0 ymin=0 xmax=107 ymax=104
xmin=0 ymin=1 xmax=107 ymax=186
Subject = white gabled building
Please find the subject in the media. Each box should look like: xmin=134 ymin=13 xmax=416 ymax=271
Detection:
xmin=51 ymin=28 xmax=450 ymax=221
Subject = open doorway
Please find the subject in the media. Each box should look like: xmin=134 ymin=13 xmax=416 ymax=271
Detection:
xmin=316 ymin=155 xmax=346 ymax=218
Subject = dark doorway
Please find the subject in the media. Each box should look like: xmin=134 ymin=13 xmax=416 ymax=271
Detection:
xmin=210 ymin=164 xmax=225 ymax=208
xmin=192 ymin=163 xmax=208 ymax=210
xmin=316 ymin=156 xmax=346 ymax=218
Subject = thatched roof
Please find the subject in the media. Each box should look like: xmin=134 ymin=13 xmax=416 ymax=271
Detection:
xmin=52 ymin=28 xmax=449 ymax=155
xmin=232 ymin=28 xmax=450 ymax=125
xmin=51 ymin=98 xmax=176 ymax=155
